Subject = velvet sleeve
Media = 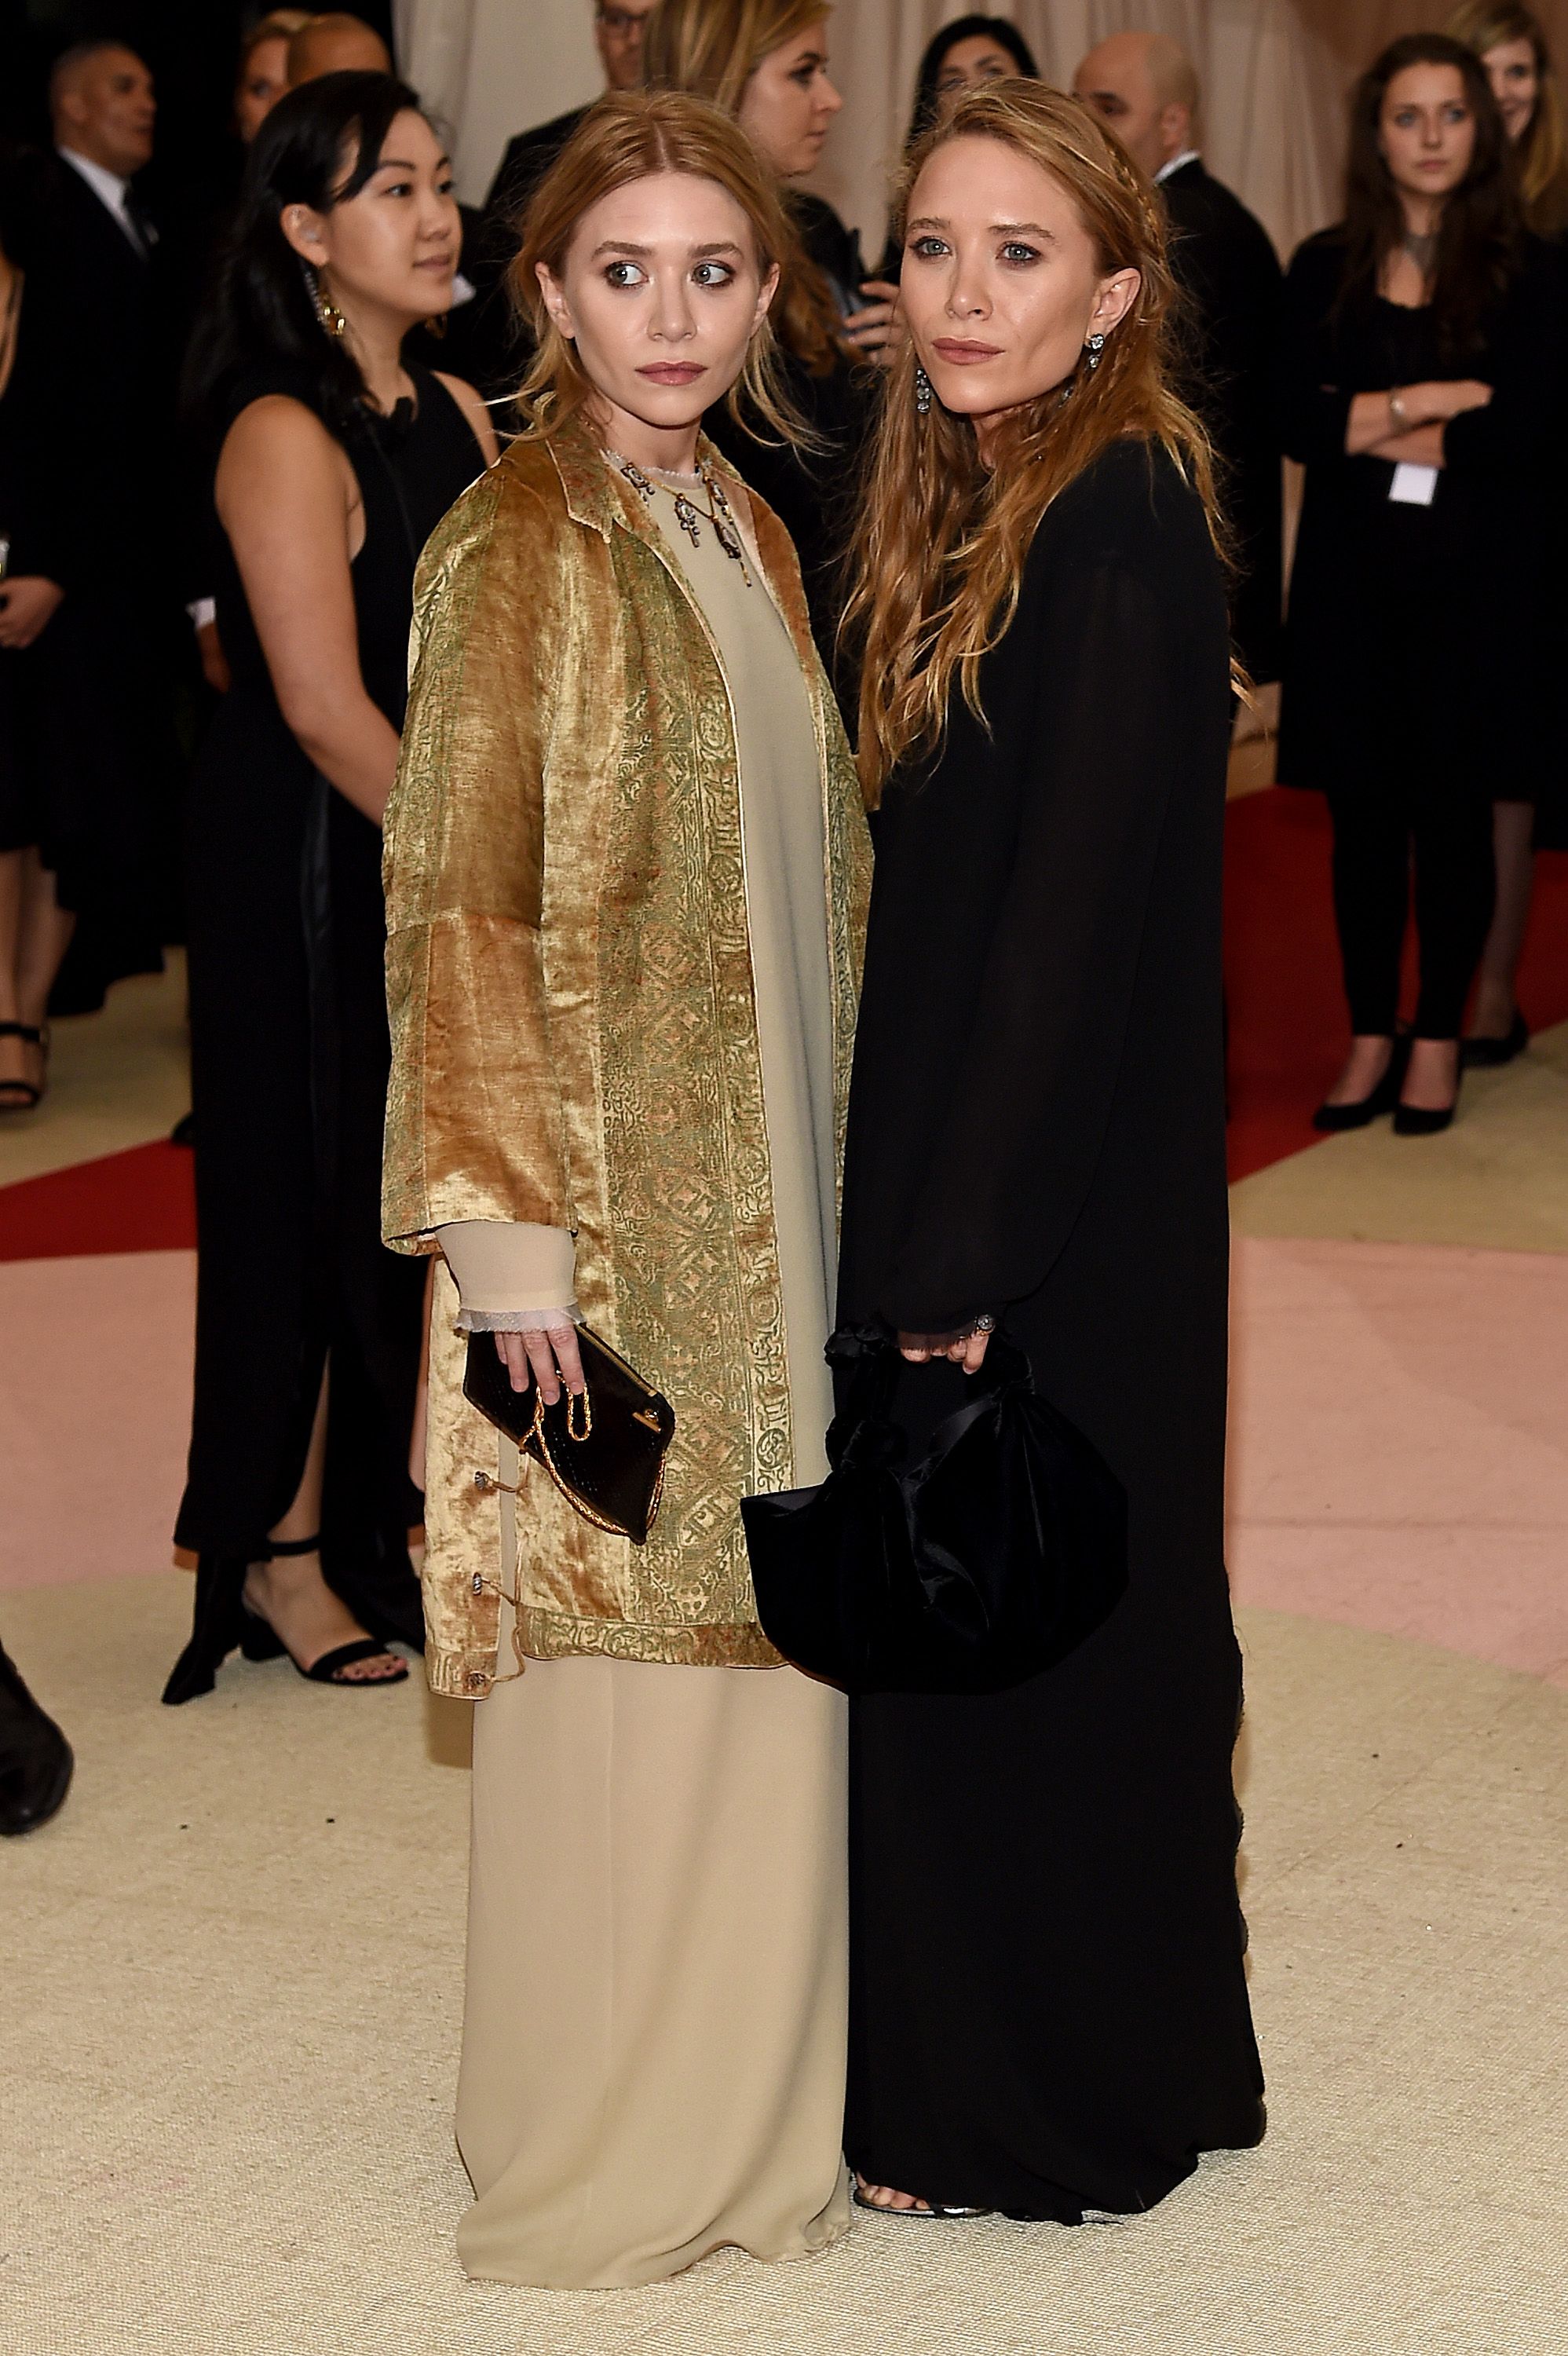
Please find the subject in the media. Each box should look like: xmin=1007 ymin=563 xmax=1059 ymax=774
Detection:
xmin=879 ymin=551 xmax=1201 ymax=1336
xmin=382 ymin=467 xmax=573 ymax=1252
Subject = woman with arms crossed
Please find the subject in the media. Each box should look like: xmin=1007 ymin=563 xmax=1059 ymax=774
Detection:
xmin=1277 ymin=37 xmax=1562 ymax=1135
xmin=164 ymin=75 xmax=495 ymax=1700
xmin=382 ymin=91 xmax=870 ymax=2286
xmin=837 ymin=81 xmax=1264 ymax=2219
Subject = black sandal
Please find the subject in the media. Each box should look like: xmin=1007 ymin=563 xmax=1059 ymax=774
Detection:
xmin=240 ymin=1532 xmax=409 ymax=1687
xmin=0 ymin=1019 xmax=48 ymax=1112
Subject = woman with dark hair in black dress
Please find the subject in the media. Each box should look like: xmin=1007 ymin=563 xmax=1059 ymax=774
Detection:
xmin=164 ymin=72 xmax=495 ymax=1702
xmin=1278 ymin=35 xmax=1565 ymax=1134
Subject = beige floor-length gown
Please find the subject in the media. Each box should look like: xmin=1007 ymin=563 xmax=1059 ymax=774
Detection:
xmin=455 ymin=466 xmax=853 ymax=2290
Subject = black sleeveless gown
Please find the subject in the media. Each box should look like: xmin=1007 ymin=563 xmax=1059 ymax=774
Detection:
xmin=165 ymin=364 xmax=485 ymax=1703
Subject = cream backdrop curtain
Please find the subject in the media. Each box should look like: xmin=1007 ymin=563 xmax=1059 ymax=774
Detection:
xmin=400 ymin=0 xmax=1568 ymax=250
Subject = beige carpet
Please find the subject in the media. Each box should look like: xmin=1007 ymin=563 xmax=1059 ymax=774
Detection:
xmin=5 ymin=1575 xmax=1565 ymax=2356
xmin=0 ymin=957 xmax=189 ymax=1188
xmin=1231 ymin=1020 xmax=1568 ymax=1254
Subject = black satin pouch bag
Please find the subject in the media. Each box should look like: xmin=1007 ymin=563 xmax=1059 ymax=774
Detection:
xmin=462 ymin=1325 xmax=676 ymax=1546
xmin=740 ymin=1326 xmax=1127 ymax=1694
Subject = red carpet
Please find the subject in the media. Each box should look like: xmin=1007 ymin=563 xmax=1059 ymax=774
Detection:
xmin=2 ymin=788 xmax=1564 ymax=1253
xmin=0 ymin=1141 xmax=196 ymax=1264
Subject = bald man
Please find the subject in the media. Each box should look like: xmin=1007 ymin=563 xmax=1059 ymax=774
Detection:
xmin=1076 ymin=32 xmax=1284 ymax=682
xmin=287 ymin=13 xmax=393 ymax=83
xmin=25 ymin=39 xmax=181 ymax=1004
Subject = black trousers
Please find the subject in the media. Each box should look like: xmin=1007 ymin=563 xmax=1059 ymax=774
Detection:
xmin=1326 ymin=781 xmax=1496 ymax=1037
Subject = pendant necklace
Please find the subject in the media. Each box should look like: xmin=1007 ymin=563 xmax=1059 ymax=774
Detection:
xmin=610 ymin=450 xmax=754 ymax=587
xmin=1402 ymin=227 xmax=1438 ymax=279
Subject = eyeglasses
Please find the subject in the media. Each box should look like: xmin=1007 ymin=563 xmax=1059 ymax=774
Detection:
xmin=597 ymin=7 xmax=649 ymax=35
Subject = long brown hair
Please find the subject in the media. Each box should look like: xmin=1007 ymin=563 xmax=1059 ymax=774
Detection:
xmin=848 ymin=80 xmax=1220 ymax=801
xmin=644 ymin=0 xmax=846 ymax=375
xmin=1343 ymin=35 xmax=1524 ymax=355
xmin=1448 ymin=0 xmax=1568 ymax=233
xmin=512 ymin=90 xmax=803 ymax=448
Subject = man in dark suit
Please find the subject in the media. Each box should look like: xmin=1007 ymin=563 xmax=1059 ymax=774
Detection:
xmin=25 ymin=38 xmax=182 ymax=1005
xmin=471 ymin=0 xmax=658 ymax=394
xmin=485 ymin=0 xmax=658 ymax=228
xmin=1076 ymin=32 xmax=1284 ymax=684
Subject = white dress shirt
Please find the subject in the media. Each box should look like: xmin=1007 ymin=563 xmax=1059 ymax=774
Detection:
xmin=55 ymin=146 xmax=150 ymax=253
xmin=1154 ymin=149 xmax=1202 ymax=187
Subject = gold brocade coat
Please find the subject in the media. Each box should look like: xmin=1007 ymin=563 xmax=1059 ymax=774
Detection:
xmin=382 ymin=422 xmax=872 ymax=1698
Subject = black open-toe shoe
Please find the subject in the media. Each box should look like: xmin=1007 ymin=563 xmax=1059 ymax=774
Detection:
xmin=239 ymin=1533 xmax=409 ymax=1686
xmin=0 ymin=1019 xmax=49 ymax=1113
xmin=1311 ymin=1033 xmax=1410 ymax=1132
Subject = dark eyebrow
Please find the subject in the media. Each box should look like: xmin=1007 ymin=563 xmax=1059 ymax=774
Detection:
xmin=905 ymin=214 xmax=1055 ymax=243
xmin=587 ymin=239 xmax=745 ymax=258
xmin=370 ymin=157 xmax=425 ymax=173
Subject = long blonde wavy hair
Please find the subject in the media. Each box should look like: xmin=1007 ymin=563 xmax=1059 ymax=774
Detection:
xmin=847 ymin=81 xmax=1223 ymax=801
xmin=512 ymin=90 xmax=803 ymax=448
xmin=644 ymin=0 xmax=847 ymax=375
xmin=1447 ymin=0 xmax=1568 ymax=234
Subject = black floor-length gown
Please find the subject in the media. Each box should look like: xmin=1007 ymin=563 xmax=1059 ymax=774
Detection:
xmin=837 ymin=440 xmax=1265 ymax=2217
xmin=164 ymin=363 xmax=486 ymax=1704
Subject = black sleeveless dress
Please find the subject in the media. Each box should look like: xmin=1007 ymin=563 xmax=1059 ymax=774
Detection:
xmin=164 ymin=363 xmax=485 ymax=1703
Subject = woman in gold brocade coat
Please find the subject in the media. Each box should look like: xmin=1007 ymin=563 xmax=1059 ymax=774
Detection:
xmin=381 ymin=93 xmax=870 ymax=2289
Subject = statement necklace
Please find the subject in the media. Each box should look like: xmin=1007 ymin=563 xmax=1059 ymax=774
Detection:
xmin=611 ymin=450 xmax=754 ymax=587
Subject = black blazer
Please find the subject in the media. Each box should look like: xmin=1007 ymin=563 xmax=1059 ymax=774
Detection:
xmin=1160 ymin=156 xmax=1284 ymax=682
xmin=484 ymin=104 xmax=591 ymax=235
xmin=24 ymin=156 xmax=173 ymax=588
xmin=462 ymin=106 xmax=594 ymax=399
xmin=1275 ymin=226 xmax=1568 ymax=798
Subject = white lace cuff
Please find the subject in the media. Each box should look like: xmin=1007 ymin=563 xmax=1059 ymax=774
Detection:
xmin=457 ymin=1302 xmax=584 ymax=1333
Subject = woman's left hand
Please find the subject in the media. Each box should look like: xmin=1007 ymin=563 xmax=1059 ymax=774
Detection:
xmin=842 ymin=280 xmax=905 ymax=366
xmin=898 ymin=1323 xmax=993 ymax=1373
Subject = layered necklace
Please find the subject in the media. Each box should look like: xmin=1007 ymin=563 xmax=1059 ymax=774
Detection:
xmin=610 ymin=450 xmax=754 ymax=587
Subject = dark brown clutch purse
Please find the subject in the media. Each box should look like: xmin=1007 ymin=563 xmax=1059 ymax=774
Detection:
xmin=462 ymin=1323 xmax=675 ymax=1546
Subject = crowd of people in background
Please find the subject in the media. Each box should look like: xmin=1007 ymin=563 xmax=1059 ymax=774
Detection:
xmin=0 ymin=3 xmax=1564 ymax=1786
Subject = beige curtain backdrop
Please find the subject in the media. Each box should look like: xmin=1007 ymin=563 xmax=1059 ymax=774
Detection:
xmin=399 ymin=0 xmax=1568 ymax=251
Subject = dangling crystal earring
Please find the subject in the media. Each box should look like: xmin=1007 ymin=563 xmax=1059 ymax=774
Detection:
xmin=1084 ymin=331 xmax=1106 ymax=371
xmin=914 ymin=362 xmax=933 ymax=415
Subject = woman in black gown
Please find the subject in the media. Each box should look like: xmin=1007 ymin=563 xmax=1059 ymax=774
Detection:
xmin=837 ymin=81 xmax=1263 ymax=2220
xmin=1277 ymin=36 xmax=1564 ymax=1134
xmin=165 ymin=74 xmax=495 ymax=1702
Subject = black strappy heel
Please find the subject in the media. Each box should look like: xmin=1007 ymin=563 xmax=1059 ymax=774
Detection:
xmin=240 ymin=1532 xmax=409 ymax=1686
xmin=0 ymin=1019 xmax=48 ymax=1112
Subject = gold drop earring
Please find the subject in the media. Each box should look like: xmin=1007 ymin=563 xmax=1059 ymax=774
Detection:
xmin=313 ymin=266 xmax=347 ymax=338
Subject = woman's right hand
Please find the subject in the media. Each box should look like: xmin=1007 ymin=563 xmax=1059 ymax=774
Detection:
xmin=1404 ymin=377 xmax=1493 ymax=425
xmin=493 ymin=1321 xmax=585 ymax=1404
